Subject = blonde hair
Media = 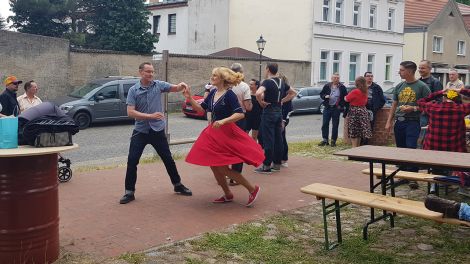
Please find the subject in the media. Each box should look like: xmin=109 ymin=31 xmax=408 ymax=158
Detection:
xmin=212 ymin=67 xmax=244 ymax=87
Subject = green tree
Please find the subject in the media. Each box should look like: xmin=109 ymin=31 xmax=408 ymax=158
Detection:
xmin=456 ymin=0 xmax=470 ymax=5
xmin=85 ymin=0 xmax=156 ymax=53
xmin=0 ymin=16 xmax=6 ymax=30
xmin=9 ymin=0 xmax=73 ymax=37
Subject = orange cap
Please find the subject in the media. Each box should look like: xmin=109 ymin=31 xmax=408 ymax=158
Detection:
xmin=4 ymin=76 xmax=23 ymax=86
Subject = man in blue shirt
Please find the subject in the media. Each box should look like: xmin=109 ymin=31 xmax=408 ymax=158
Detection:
xmin=120 ymin=62 xmax=192 ymax=204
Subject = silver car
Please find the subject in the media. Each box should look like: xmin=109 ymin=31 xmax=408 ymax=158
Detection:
xmin=53 ymin=76 xmax=139 ymax=129
xmin=291 ymin=87 xmax=323 ymax=114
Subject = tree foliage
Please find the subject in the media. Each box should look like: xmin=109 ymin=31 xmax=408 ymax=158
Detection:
xmin=0 ymin=16 xmax=6 ymax=30
xmin=456 ymin=0 xmax=470 ymax=5
xmin=9 ymin=0 xmax=73 ymax=37
xmin=8 ymin=0 xmax=156 ymax=53
xmin=85 ymin=0 xmax=156 ymax=53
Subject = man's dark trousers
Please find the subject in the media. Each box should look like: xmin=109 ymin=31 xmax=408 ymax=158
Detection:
xmin=231 ymin=118 xmax=246 ymax=173
xmin=260 ymin=106 xmax=283 ymax=166
xmin=394 ymin=120 xmax=421 ymax=172
xmin=125 ymin=129 xmax=181 ymax=191
xmin=321 ymin=106 xmax=341 ymax=143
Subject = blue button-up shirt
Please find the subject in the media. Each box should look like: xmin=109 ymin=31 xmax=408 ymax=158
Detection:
xmin=126 ymin=80 xmax=171 ymax=133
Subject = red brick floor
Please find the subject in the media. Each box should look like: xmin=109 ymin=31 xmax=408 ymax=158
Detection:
xmin=58 ymin=156 xmax=369 ymax=259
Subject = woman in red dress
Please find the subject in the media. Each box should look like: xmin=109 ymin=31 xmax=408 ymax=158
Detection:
xmin=183 ymin=67 xmax=264 ymax=207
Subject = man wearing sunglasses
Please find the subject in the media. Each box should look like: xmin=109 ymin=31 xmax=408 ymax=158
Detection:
xmin=0 ymin=76 xmax=22 ymax=117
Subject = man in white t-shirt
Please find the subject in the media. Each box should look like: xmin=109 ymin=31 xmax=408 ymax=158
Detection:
xmin=229 ymin=63 xmax=253 ymax=185
xmin=446 ymin=69 xmax=464 ymax=90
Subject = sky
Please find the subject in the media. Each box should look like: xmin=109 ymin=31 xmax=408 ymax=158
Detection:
xmin=0 ymin=0 xmax=14 ymax=28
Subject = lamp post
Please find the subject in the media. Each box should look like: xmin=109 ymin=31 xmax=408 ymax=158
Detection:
xmin=256 ymin=35 xmax=266 ymax=82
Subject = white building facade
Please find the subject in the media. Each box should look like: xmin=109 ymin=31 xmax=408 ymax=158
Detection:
xmin=312 ymin=0 xmax=404 ymax=88
xmin=147 ymin=0 xmax=404 ymax=88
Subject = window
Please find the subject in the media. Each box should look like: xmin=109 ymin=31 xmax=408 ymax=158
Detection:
xmin=153 ymin=15 xmax=161 ymax=37
xmin=322 ymin=0 xmax=330 ymax=22
xmin=332 ymin=52 xmax=341 ymax=75
xmin=335 ymin=0 xmax=343 ymax=24
xmin=123 ymin=83 xmax=135 ymax=99
xmin=388 ymin=9 xmax=395 ymax=31
xmin=369 ymin=5 xmax=377 ymax=29
xmin=349 ymin=54 xmax=359 ymax=82
xmin=168 ymin=14 xmax=176 ymax=34
xmin=97 ymin=85 xmax=119 ymax=100
xmin=367 ymin=54 xmax=375 ymax=73
xmin=308 ymin=88 xmax=321 ymax=96
xmin=433 ymin=36 xmax=443 ymax=53
xmin=458 ymin=40 xmax=466 ymax=56
xmin=353 ymin=2 xmax=360 ymax=26
xmin=385 ymin=56 xmax=393 ymax=81
xmin=320 ymin=51 xmax=329 ymax=81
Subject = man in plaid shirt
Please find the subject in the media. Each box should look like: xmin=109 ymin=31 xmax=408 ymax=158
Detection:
xmin=417 ymin=88 xmax=470 ymax=152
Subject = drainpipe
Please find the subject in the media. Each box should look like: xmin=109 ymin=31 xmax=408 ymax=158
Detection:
xmin=422 ymin=26 xmax=426 ymax=60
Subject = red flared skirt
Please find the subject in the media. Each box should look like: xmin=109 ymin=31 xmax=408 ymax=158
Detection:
xmin=186 ymin=122 xmax=265 ymax=167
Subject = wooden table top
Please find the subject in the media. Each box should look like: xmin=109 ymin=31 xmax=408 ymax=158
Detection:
xmin=335 ymin=145 xmax=470 ymax=170
xmin=0 ymin=144 xmax=78 ymax=157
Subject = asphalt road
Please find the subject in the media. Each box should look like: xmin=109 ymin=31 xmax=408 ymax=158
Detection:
xmin=68 ymin=112 xmax=344 ymax=167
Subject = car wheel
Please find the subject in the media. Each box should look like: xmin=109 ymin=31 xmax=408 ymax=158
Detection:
xmin=319 ymin=105 xmax=325 ymax=114
xmin=74 ymin=112 xmax=91 ymax=130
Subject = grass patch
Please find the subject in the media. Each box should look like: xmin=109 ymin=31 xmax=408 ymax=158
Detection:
xmin=289 ymin=139 xmax=350 ymax=160
xmin=118 ymin=252 xmax=146 ymax=264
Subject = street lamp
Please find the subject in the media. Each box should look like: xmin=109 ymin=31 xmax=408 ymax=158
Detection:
xmin=256 ymin=35 xmax=266 ymax=82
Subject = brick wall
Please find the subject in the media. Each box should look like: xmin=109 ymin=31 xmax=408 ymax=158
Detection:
xmin=369 ymin=107 xmax=395 ymax=146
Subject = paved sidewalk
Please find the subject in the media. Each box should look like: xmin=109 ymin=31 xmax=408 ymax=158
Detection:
xmin=58 ymin=156 xmax=369 ymax=260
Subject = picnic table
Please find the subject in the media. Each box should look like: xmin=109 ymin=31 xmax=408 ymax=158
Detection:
xmin=334 ymin=145 xmax=470 ymax=237
xmin=0 ymin=144 xmax=78 ymax=264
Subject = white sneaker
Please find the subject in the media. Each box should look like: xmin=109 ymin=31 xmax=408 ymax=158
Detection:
xmin=281 ymin=162 xmax=288 ymax=168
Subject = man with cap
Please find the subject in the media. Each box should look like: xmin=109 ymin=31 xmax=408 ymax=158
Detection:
xmin=0 ymin=76 xmax=22 ymax=117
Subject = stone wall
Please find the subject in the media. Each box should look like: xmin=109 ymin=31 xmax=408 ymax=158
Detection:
xmin=0 ymin=30 xmax=70 ymax=99
xmin=0 ymin=31 xmax=311 ymax=111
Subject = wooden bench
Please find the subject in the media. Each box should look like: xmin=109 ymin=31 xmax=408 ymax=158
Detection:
xmin=301 ymin=183 xmax=470 ymax=250
xmin=362 ymin=168 xmax=460 ymax=195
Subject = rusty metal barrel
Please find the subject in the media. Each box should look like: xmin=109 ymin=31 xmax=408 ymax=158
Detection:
xmin=0 ymin=154 xmax=59 ymax=264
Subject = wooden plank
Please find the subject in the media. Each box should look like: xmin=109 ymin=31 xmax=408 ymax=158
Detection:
xmin=301 ymin=183 xmax=470 ymax=227
xmin=361 ymin=168 xmax=460 ymax=185
xmin=334 ymin=145 xmax=470 ymax=171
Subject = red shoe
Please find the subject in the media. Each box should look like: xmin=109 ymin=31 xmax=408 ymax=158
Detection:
xmin=213 ymin=194 xmax=233 ymax=203
xmin=246 ymin=185 xmax=260 ymax=207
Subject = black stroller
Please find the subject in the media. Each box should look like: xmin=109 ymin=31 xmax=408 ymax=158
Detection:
xmin=58 ymin=154 xmax=73 ymax=182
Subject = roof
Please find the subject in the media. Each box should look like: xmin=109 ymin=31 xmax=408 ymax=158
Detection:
xmin=209 ymin=47 xmax=271 ymax=59
xmin=458 ymin=2 xmax=470 ymax=30
xmin=404 ymin=0 xmax=449 ymax=28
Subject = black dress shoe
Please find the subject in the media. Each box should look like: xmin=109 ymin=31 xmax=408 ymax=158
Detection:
xmin=425 ymin=195 xmax=460 ymax=218
xmin=330 ymin=141 xmax=336 ymax=147
xmin=119 ymin=193 xmax=135 ymax=204
xmin=318 ymin=141 xmax=329 ymax=146
xmin=174 ymin=184 xmax=192 ymax=196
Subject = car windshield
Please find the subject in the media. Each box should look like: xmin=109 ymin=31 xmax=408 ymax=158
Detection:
xmin=69 ymin=82 xmax=102 ymax=98
xmin=384 ymin=87 xmax=394 ymax=94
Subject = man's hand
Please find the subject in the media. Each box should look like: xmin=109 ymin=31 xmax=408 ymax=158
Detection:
xmin=398 ymin=105 xmax=415 ymax=113
xmin=385 ymin=120 xmax=392 ymax=133
xmin=212 ymin=119 xmax=225 ymax=129
xmin=259 ymin=101 xmax=270 ymax=108
xmin=176 ymin=82 xmax=188 ymax=92
xmin=149 ymin=112 xmax=165 ymax=120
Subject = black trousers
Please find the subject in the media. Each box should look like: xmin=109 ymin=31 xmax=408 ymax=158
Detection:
xmin=125 ymin=129 xmax=181 ymax=191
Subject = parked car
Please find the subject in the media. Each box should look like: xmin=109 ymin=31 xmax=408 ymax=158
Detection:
xmin=53 ymin=76 xmax=139 ymax=129
xmin=291 ymin=87 xmax=323 ymax=114
xmin=383 ymin=87 xmax=394 ymax=107
xmin=182 ymin=89 xmax=207 ymax=119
